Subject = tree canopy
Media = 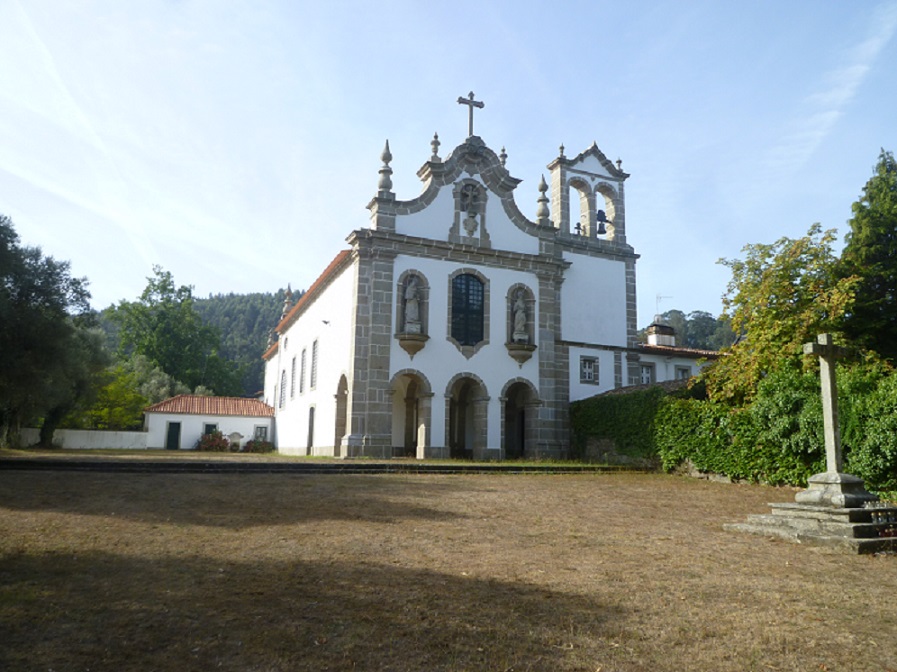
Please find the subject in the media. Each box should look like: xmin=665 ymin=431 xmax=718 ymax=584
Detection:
xmin=702 ymin=224 xmax=858 ymax=404
xmin=193 ymin=289 xmax=292 ymax=395
xmin=839 ymin=149 xmax=897 ymax=363
xmin=112 ymin=267 xmax=242 ymax=396
xmin=0 ymin=215 xmax=105 ymax=446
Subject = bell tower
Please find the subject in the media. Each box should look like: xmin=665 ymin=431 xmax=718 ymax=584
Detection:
xmin=547 ymin=142 xmax=628 ymax=244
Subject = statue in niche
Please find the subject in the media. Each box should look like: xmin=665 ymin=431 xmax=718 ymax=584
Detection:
xmin=460 ymin=184 xmax=480 ymax=237
xmin=512 ymin=290 xmax=528 ymax=344
xmin=403 ymin=277 xmax=422 ymax=334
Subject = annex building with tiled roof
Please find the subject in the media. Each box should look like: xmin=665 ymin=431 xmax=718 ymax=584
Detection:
xmin=144 ymin=395 xmax=274 ymax=450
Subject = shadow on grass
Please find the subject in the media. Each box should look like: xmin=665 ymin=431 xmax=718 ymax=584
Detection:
xmin=0 ymin=472 xmax=489 ymax=529
xmin=0 ymin=550 xmax=621 ymax=672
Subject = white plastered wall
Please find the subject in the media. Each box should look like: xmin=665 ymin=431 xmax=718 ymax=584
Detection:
xmin=268 ymin=260 xmax=356 ymax=455
xmin=145 ymin=412 xmax=273 ymax=450
xmin=636 ymin=352 xmax=709 ymax=384
xmin=393 ymin=175 xmax=541 ymax=256
xmin=567 ymin=346 xmax=618 ymax=401
xmin=560 ymin=252 xmax=627 ymax=347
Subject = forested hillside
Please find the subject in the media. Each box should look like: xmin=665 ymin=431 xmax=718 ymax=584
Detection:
xmin=194 ymin=289 xmax=298 ymax=396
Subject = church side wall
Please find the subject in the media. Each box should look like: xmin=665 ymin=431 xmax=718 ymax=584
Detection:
xmin=270 ymin=262 xmax=356 ymax=456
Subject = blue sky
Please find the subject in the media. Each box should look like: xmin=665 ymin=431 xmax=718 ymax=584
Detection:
xmin=2 ymin=0 xmax=896 ymax=325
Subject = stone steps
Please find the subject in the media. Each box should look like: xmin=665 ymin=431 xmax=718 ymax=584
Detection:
xmin=725 ymin=503 xmax=897 ymax=554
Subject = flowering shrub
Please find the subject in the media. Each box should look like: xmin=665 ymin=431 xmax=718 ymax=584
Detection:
xmin=242 ymin=439 xmax=275 ymax=454
xmin=194 ymin=430 xmax=230 ymax=452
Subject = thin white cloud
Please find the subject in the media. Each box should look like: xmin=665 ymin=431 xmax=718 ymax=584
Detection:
xmin=0 ymin=0 xmax=161 ymax=267
xmin=766 ymin=2 xmax=897 ymax=173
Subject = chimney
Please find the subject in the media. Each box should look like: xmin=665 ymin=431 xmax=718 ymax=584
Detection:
xmin=646 ymin=315 xmax=676 ymax=347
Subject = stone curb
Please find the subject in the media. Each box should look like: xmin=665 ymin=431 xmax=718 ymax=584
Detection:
xmin=0 ymin=458 xmax=647 ymax=476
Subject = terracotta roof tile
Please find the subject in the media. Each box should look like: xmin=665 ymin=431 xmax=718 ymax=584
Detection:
xmin=637 ymin=343 xmax=720 ymax=359
xmin=145 ymin=395 xmax=275 ymax=417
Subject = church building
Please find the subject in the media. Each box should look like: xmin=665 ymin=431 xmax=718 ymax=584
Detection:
xmin=263 ymin=95 xmax=705 ymax=459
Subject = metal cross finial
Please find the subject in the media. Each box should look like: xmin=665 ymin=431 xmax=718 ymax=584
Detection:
xmin=457 ymin=91 xmax=484 ymax=137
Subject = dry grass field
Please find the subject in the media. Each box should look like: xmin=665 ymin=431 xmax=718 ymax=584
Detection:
xmin=1 ymin=459 xmax=895 ymax=671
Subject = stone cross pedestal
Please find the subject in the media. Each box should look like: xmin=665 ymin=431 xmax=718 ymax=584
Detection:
xmin=794 ymin=334 xmax=877 ymax=508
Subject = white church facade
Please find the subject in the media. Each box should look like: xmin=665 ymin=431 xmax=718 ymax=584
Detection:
xmin=263 ymin=104 xmax=707 ymax=459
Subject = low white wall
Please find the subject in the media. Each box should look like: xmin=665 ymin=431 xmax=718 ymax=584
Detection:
xmin=20 ymin=428 xmax=148 ymax=449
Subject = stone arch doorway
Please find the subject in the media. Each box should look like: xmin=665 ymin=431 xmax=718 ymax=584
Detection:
xmin=390 ymin=370 xmax=432 ymax=459
xmin=333 ymin=374 xmax=349 ymax=457
xmin=446 ymin=374 xmax=488 ymax=460
xmin=502 ymin=379 xmax=540 ymax=460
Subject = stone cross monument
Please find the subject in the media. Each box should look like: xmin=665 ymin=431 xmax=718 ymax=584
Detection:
xmin=803 ymin=333 xmax=847 ymax=473
xmin=794 ymin=333 xmax=877 ymax=508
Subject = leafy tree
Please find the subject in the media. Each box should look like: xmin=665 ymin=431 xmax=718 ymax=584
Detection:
xmin=37 ymin=325 xmax=110 ymax=446
xmin=65 ymin=364 xmax=149 ymax=431
xmin=113 ymin=267 xmax=241 ymax=395
xmin=702 ymin=224 xmax=858 ymax=404
xmin=0 ymin=215 xmax=100 ymax=446
xmin=839 ymin=149 xmax=897 ymax=362
xmin=194 ymin=289 xmax=295 ymax=395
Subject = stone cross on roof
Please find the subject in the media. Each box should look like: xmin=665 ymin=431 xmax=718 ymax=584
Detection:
xmin=803 ymin=333 xmax=848 ymax=473
xmin=457 ymin=91 xmax=484 ymax=137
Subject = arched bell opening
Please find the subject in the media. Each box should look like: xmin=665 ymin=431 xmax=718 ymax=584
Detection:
xmin=568 ymin=177 xmax=594 ymax=237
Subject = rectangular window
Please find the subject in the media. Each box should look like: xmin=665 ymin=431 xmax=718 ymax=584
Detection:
xmin=290 ymin=356 xmax=297 ymax=398
xmin=640 ymin=364 xmax=655 ymax=385
xmin=310 ymin=340 xmax=318 ymax=389
xmin=279 ymin=370 xmax=287 ymax=408
xmin=254 ymin=426 xmax=268 ymax=441
xmin=203 ymin=423 xmax=218 ymax=436
xmin=580 ymin=357 xmax=599 ymax=384
xmin=300 ymin=349 xmax=307 ymax=394
xmin=676 ymin=366 xmax=691 ymax=380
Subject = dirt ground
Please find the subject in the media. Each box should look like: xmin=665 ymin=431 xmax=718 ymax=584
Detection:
xmin=1 ymin=465 xmax=895 ymax=671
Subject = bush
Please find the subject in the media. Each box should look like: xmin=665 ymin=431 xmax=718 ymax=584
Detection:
xmin=570 ymin=386 xmax=666 ymax=462
xmin=194 ymin=430 xmax=230 ymax=452
xmin=845 ymin=371 xmax=897 ymax=493
xmin=655 ymin=398 xmax=758 ymax=480
xmin=242 ymin=439 xmax=275 ymax=454
xmin=746 ymin=362 xmax=825 ymax=485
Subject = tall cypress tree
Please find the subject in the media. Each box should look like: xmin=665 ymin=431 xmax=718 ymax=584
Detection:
xmin=839 ymin=149 xmax=897 ymax=362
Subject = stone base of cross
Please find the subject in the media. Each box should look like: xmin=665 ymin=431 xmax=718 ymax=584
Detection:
xmin=795 ymin=471 xmax=877 ymax=508
xmin=794 ymin=334 xmax=877 ymax=508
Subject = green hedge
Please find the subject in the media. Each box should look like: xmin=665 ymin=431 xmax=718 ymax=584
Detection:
xmin=570 ymin=386 xmax=666 ymax=462
xmin=573 ymin=362 xmax=897 ymax=494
